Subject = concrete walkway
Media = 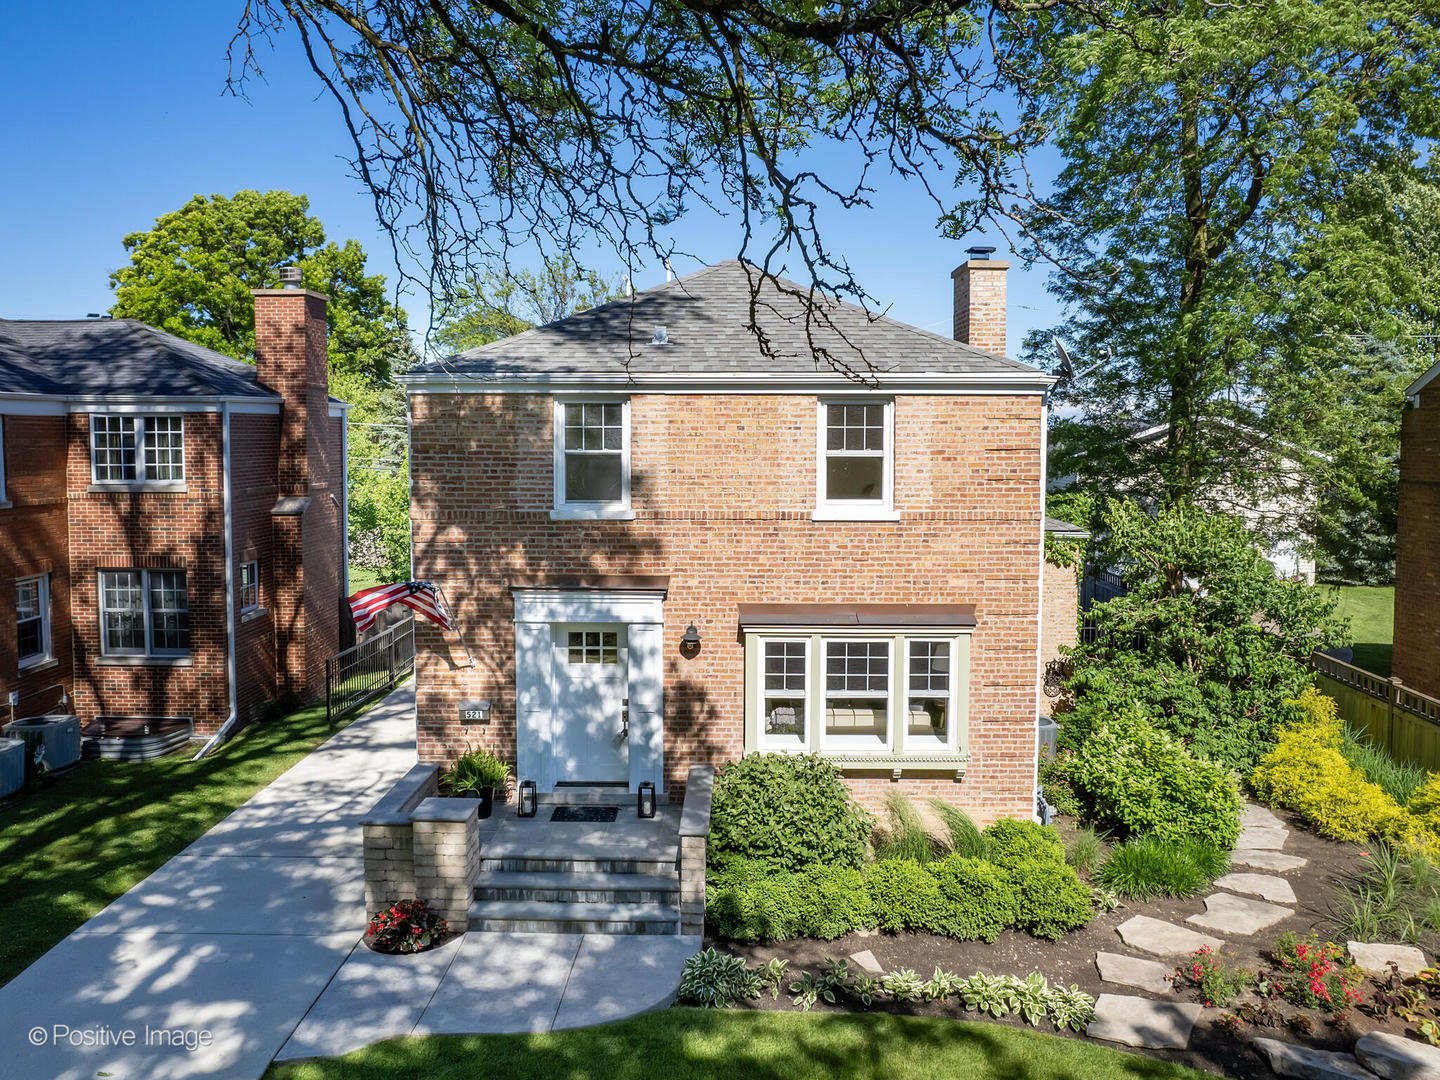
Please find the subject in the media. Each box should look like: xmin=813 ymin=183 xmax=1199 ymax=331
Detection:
xmin=0 ymin=680 xmax=699 ymax=1078
xmin=0 ymin=683 xmax=419 ymax=1080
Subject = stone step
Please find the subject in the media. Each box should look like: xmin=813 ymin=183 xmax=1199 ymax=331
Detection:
xmin=1115 ymin=914 xmax=1225 ymax=957
xmin=1212 ymin=872 xmax=1298 ymax=904
xmin=468 ymin=899 xmax=679 ymax=935
xmin=1253 ymin=1037 xmax=1373 ymax=1080
xmin=1095 ymin=951 xmax=1173 ymax=994
xmin=1187 ymin=892 xmax=1293 ymax=936
xmin=1087 ymin=993 xmax=1202 ymax=1050
xmin=474 ymin=869 xmax=679 ymax=904
xmin=540 ymin=784 xmax=634 ymax=807
xmin=1232 ymin=850 xmax=1308 ymax=872
xmin=479 ymin=854 xmax=678 ymax=876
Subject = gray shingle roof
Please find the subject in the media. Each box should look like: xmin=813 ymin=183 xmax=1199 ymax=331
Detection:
xmin=0 ymin=319 xmax=280 ymax=400
xmin=408 ymin=260 xmax=1045 ymax=380
xmin=1044 ymin=516 xmax=1090 ymax=539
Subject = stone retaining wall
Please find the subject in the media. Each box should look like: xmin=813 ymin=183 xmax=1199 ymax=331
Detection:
xmin=678 ymin=764 xmax=714 ymax=936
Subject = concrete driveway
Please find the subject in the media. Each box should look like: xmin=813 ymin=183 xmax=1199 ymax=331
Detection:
xmin=0 ymin=681 xmax=419 ymax=1080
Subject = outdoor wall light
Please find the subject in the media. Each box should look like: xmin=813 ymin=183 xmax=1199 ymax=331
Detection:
xmin=680 ymin=624 xmax=701 ymax=647
xmin=518 ymin=780 xmax=538 ymax=818
xmin=638 ymin=781 xmax=657 ymax=819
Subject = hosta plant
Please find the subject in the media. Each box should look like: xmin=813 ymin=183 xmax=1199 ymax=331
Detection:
xmin=677 ymin=948 xmax=760 ymax=1008
xmin=881 ymin=968 xmax=925 ymax=1002
xmin=789 ymin=970 xmax=838 ymax=1011
xmin=367 ymin=899 xmax=448 ymax=954
xmin=1010 ymin=972 xmax=1051 ymax=1025
xmin=959 ymin=972 xmax=1015 ymax=1018
xmin=1046 ymin=983 xmax=1097 ymax=1031
xmin=923 ymin=967 xmax=963 ymax=1002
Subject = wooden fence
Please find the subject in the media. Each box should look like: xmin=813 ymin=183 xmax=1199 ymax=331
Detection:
xmin=1312 ymin=652 xmax=1440 ymax=772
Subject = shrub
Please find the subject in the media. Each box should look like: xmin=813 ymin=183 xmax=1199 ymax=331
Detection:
xmin=1057 ymin=500 xmax=1345 ymax=771
xmin=792 ymin=865 xmax=877 ymax=939
xmin=1096 ymin=835 xmax=1229 ymax=900
xmin=983 ymin=818 xmax=1066 ymax=871
xmin=1408 ymin=776 xmax=1440 ymax=837
xmin=366 ymin=899 xmax=448 ymax=954
xmin=1252 ymin=690 xmax=1411 ymax=844
xmin=1172 ymin=946 xmax=1254 ymax=1007
xmin=1039 ymin=750 xmax=1083 ymax=818
xmin=705 ymin=863 xmax=802 ymax=942
xmin=709 ymin=753 xmax=871 ymax=873
xmin=1005 ymin=858 xmax=1095 ymax=940
xmin=929 ymin=800 xmax=989 ymax=859
xmin=865 ymin=859 xmax=946 ymax=933
xmin=928 ymin=855 xmax=1017 ymax=942
xmin=873 ymin=792 xmax=942 ymax=863
xmin=1069 ymin=708 xmax=1241 ymax=847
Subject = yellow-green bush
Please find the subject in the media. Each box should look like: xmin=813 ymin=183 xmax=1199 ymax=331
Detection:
xmin=1251 ymin=688 xmax=1429 ymax=846
xmin=1406 ymin=775 xmax=1440 ymax=841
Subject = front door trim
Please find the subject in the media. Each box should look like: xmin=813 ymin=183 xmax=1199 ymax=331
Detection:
xmin=513 ymin=588 xmax=665 ymax=794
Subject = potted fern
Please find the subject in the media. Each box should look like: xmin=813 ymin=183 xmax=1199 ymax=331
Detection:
xmin=440 ymin=747 xmax=511 ymax=819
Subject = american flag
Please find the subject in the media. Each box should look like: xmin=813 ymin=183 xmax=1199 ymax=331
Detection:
xmin=348 ymin=581 xmax=455 ymax=634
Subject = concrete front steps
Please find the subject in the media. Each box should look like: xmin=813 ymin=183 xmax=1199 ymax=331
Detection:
xmin=469 ymin=784 xmax=682 ymax=935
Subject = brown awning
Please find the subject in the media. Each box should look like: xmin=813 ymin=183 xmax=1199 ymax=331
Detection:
xmin=509 ymin=574 xmax=669 ymax=596
xmin=737 ymin=603 xmax=977 ymax=629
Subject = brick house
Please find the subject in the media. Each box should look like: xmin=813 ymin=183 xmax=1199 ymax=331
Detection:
xmin=0 ymin=286 xmax=347 ymax=749
xmin=1393 ymin=361 xmax=1440 ymax=701
xmin=401 ymin=257 xmax=1077 ymax=822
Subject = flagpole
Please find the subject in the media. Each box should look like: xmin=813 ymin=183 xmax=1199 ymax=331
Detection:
xmin=432 ymin=583 xmax=477 ymax=668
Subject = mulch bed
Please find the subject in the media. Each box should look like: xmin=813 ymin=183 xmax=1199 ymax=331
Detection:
xmin=708 ymin=806 xmax=1434 ymax=1079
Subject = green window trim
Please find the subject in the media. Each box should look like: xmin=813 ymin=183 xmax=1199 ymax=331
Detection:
xmin=744 ymin=628 xmax=971 ymax=759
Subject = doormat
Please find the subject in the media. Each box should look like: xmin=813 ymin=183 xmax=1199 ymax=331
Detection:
xmin=551 ymin=806 xmax=620 ymax=823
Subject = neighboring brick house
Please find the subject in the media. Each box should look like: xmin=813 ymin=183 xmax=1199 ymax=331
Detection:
xmin=402 ymin=256 xmax=1076 ymax=823
xmin=1393 ymin=361 xmax=1440 ymax=701
xmin=0 ymin=286 xmax=347 ymax=748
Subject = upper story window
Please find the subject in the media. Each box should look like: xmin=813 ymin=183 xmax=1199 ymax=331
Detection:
xmin=99 ymin=568 xmax=189 ymax=657
xmin=16 ymin=574 xmax=51 ymax=669
xmin=91 ymin=415 xmax=185 ymax=485
xmin=815 ymin=400 xmax=895 ymax=520
xmin=552 ymin=399 xmax=631 ymax=519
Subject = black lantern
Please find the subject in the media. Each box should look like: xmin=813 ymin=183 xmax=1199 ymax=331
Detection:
xmin=518 ymin=779 xmax=538 ymax=818
xmin=680 ymin=623 xmax=701 ymax=646
xmin=637 ymin=781 xmax=657 ymax=818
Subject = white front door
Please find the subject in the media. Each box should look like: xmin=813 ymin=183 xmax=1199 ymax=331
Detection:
xmin=551 ymin=625 xmax=630 ymax=783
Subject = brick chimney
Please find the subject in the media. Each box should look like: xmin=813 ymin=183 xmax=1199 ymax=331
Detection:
xmin=951 ymin=247 xmax=1010 ymax=356
xmin=253 ymin=282 xmax=329 ymax=497
xmin=252 ymin=280 xmax=340 ymax=700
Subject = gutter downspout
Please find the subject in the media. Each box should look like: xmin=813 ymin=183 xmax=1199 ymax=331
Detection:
xmin=195 ymin=401 xmax=239 ymax=760
xmin=1033 ymin=390 xmax=1051 ymax=822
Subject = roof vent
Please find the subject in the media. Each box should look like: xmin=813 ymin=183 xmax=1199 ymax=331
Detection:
xmin=278 ymin=265 xmax=303 ymax=289
xmin=651 ymin=326 xmax=668 ymax=346
xmin=966 ymin=245 xmax=997 ymax=260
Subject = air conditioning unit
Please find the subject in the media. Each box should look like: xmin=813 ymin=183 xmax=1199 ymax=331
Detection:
xmin=4 ymin=714 xmax=82 ymax=774
xmin=0 ymin=738 xmax=24 ymax=797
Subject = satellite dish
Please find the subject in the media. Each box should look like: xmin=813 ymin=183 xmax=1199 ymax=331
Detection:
xmin=1053 ymin=336 xmax=1075 ymax=380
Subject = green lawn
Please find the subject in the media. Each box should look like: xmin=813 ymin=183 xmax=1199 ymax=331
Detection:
xmin=348 ymin=565 xmax=385 ymax=594
xmin=264 ymin=1010 xmax=1211 ymax=1080
xmin=1326 ymin=584 xmax=1395 ymax=677
xmin=0 ymin=696 xmax=367 ymax=987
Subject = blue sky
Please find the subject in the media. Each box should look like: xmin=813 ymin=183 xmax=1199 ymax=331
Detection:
xmin=0 ymin=2 xmax=1065 ymax=356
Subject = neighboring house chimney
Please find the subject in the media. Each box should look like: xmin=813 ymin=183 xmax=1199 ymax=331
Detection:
xmin=253 ymin=279 xmax=337 ymax=698
xmin=951 ymin=246 xmax=1009 ymax=356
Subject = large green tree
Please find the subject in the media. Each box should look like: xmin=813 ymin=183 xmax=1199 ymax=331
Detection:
xmin=432 ymin=254 xmax=625 ymax=355
xmin=1005 ymin=1 xmax=1440 ymax=575
xmin=110 ymin=189 xmax=411 ymax=385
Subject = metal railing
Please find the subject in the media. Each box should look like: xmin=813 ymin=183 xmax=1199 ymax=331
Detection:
xmin=325 ymin=616 xmax=415 ymax=724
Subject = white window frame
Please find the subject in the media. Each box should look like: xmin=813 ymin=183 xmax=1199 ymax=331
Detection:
xmin=240 ymin=561 xmax=260 ymax=613
xmin=755 ymin=636 xmax=811 ymax=752
xmin=90 ymin=414 xmax=186 ymax=485
xmin=551 ymin=398 xmax=633 ymax=520
xmin=821 ymin=636 xmax=894 ymax=754
xmin=903 ymin=637 xmax=961 ymax=754
xmin=813 ymin=398 xmax=897 ymax=521
xmin=98 ymin=568 xmax=190 ymax=658
xmin=16 ymin=574 xmax=51 ymax=670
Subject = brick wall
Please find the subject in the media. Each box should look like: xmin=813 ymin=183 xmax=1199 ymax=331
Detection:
xmin=1040 ymin=558 xmax=1079 ymax=705
xmin=409 ymin=391 xmax=1046 ymax=825
xmin=232 ymin=414 xmax=279 ymax=722
xmin=67 ymin=412 xmax=230 ymax=733
xmin=1394 ymin=381 xmax=1440 ymax=700
xmin=0 ymin=414 xmax=74 ymax=718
